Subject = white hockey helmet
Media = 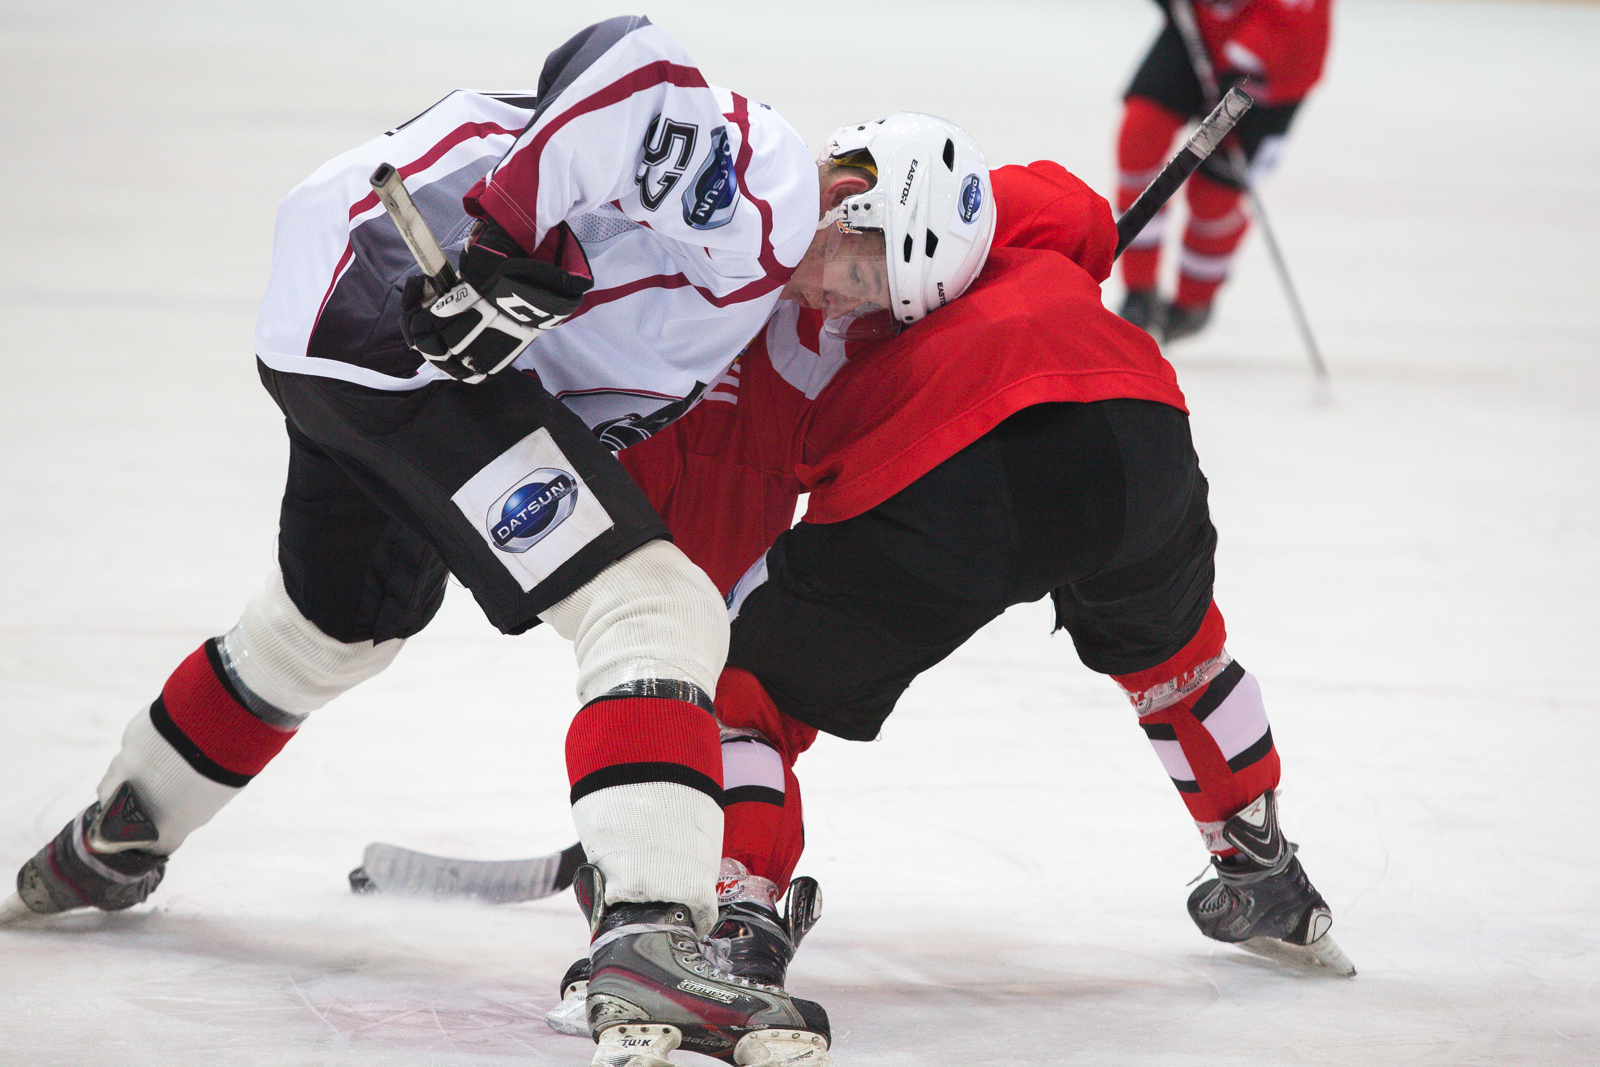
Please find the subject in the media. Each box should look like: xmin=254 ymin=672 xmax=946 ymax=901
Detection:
xmin=820 ymin=112 xmax=996 ymax=328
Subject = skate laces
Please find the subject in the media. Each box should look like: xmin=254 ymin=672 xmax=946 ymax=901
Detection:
xmin=702 ymin=934 xmax=737 ymax=973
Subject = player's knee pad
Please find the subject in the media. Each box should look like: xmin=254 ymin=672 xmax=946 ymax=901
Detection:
xmin=221 ymin=566 xmax=404 ymax=716
xmin=540 ymin=539 xmax=729 ymax=703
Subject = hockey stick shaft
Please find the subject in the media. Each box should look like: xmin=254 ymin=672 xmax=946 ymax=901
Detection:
xmin=370 ymin=162 xmax=459 ymax=290
xmin=1167 ymin=0 xmax=1328 ymax=380
xmin=1115 ymin=86 xmax=1253 ymax=260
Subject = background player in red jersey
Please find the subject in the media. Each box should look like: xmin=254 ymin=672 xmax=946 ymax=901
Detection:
xmin=1114 ymin=0 xmax=1332 ymax=343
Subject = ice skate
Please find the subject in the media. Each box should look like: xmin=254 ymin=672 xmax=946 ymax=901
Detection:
xmin=3 ymin=782 xmax=167 ymax=923
xmin=703 ymin=859 xmax=822 ymax=988
xmin=1118 ymin=288 xmax=1166 ymax=337
xmin=1187 ymin=792 xmax=1355 ymax=976
xmin=549 ymin=860 xmax=826 ymax=1041
xmin=1160 ymin=300 xmax=1212 ymax=344
xmin=574 ymin=864 xmax=833 ymax=1067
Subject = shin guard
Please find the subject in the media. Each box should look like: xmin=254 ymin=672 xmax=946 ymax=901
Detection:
xmin=98 ymin=639 xmax=301 ymax=853
xmin=566 ymin=686 xmax=724 ymax=934
xmin=97 ymin=568 xmax=402 ymax=852
xmin=1114 ymin=602 xmax=1281 ymax=853
xmin=715 ymin=667 xmax=816 ymax=893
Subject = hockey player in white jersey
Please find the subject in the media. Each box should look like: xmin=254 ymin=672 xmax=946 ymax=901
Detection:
xmin=1 ymin=15 xmax=990 ymax=1067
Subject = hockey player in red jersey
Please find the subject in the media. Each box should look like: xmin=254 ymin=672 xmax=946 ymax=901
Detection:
xmin=596 ymin=147 xmax=1354 ymax=1010
xmin=1115 ymin=0 xmax=1332 ymax=342
xmin=2 ymin=16 xmax=998 ymax=1067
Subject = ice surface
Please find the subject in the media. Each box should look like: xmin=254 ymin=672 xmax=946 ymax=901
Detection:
xmin=2 ymin=1 xmax=1598 ymax=1064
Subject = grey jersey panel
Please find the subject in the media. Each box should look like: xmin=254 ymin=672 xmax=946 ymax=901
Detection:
xmin=533 ymin=15 xmax=653 ymax=123
xmin=306 ymin=158 xmax=493 ymax=377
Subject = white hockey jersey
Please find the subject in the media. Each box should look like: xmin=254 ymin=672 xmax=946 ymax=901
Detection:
xmin=253 ymin=16 xmax=816 ymax=450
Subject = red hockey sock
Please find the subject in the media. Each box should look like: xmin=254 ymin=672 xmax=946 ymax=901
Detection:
xmin=566 ymin=692 xmax=724 ymax=914
xmin=566 ymin=694 xmax=723 ymax=802
xmin=1114 ymin=602 xmax=1281 ymax=852
xmin=1116 ymin=95 xmax=1186 ymax=292
xmin=151 ymin=640 xmax=298 ymax=787
xmin=1176 ymin=172 xmax=1249 ymax=308
xmin=714 ymin=667 xmax=817 ymax=892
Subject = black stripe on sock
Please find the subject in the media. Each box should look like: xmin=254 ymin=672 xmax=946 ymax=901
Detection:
xmin=723 ymin=785 xmax=785 ymax=808
xmin=1172 ymin=777 xmax=1201 ymax=794
xmin=1140 ymin=721 xmax=1178 ymax=741
xmin=147 ymin=697 xmax=254 ymax=789
xmin=1190 ymin=661 xmax=1246 ymax=723
xmin=570 ymin=761 xmax=722 ymax=806
xmin=1226 ymin=728 xmax=1275 ymax=773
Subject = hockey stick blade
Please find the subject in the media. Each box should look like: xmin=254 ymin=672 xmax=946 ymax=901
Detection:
xmin=1114 ymin=87 xmax=1253 ymax=260
xmin=349 ymin=840 xmax=586 ymax=904
xmin=370 ymin=162 xmax=459 ymax=290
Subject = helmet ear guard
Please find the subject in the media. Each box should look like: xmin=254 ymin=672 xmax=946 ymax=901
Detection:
xmin=820 ymin=113 xmax=997 ymax=327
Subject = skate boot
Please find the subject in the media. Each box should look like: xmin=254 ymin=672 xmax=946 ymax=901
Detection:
xmin=1187 ymin=792 xmax=1355 ymax=976
xmin=1161 ymin=300 xmax=1212 ymax=344
xmin=2 ymin=782 xmax=166 ymax=923
xmin=548 ymin=860 xmax=825 ymax=1042
xmin=575 ymin=864 xmax=833 ymax=1067
xmin=704 ymin=859 xmax=822 ymax=988
xmin=1118 ymin=289 xmax=1165 ymax=337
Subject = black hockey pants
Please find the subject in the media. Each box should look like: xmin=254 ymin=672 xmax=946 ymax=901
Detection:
xmin=726 ymin=399 xmax=1217 ymax=742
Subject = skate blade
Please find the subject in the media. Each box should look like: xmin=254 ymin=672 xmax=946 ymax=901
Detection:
xmin=0 ymin=891 xmax=40 ymax=925
xmin=735 ymin=1029 xmax=833 ymax=1067
xmin=545 ymin=982 xmax=589 ymax=1037
xmin=592 ymin=1023 xmax=681 ymax=1067
xmin=1238 ymin=931 xmax=1357 ymax=977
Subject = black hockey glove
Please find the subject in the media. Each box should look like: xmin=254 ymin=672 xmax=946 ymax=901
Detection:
xmin=401 ymin=220 xmax=593 ymax=384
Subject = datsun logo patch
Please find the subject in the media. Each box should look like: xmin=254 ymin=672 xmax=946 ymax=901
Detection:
xmin=959 ymin=173 xmax=983 ymax=224
xmin=488 ymin=468 xmax=579 ymax=552
xmin=683 ymin=125 xmax=739 ymax=229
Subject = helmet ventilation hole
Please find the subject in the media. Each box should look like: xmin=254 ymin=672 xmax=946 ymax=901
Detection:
xmin=902 ymin=234 xmax=915 ymax=263
xmin=925 ymin=231 xmax=939 ymax=257
xmin=942 ymin=139 xmax=956 ymax=170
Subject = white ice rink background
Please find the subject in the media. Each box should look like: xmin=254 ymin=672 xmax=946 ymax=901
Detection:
xmin=2 ymin=1 xmax=1597 ymax=1063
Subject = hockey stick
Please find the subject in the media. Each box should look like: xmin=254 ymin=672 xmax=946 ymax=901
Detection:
xmin=1166 ymin=0 xmax=1329 ymax=380
xmin=1116 ymin=86 xmax=1254 ymax=260
xmin=370 ymin=162 xmax=459 ymax=293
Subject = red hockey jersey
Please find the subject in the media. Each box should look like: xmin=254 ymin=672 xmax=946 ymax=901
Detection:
xmin=618 ymin=161 xmax=1187 ymax=592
